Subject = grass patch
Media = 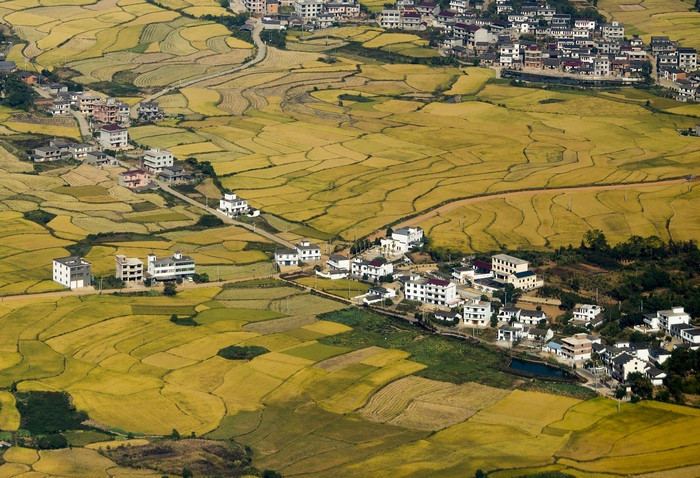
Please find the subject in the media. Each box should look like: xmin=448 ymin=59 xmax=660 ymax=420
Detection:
xmin=520 ymin=380 xmax=598 ymax=400
xmin=63 ymin=430 xmax=114 ymax=447
xmin=224 ymin=278 xmax=290 ymax=289
xmin=318 ymin=308 xmax=516 ymax=388
xmin=170 ymin=315 xmax=199 ymax=326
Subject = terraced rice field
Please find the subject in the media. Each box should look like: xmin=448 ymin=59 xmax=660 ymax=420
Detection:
xmin=131 ymin=49 xmax=700 ymax=246
xmin=1 ymin=0 xmax=252 ymax=85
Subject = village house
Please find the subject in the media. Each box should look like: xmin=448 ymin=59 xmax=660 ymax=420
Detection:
xmin=363 ymin=286 xmax=397 ymax=305
xmin=84 ymin=151 xmax=116 ymax=167
xmin=53 ymin=256 xmax=91 ymax=289
xmin=115 ymin=255 xmax=144 ymax=283
xmin=560 ymin=333 xmax=599 ymax=361
xmin=219 ymin=191 xmax=249 ymax=217
xmin=274 ymin=248 xmax=299 ymax=266
xmin=643 ymin=306 xmax=690 ymax=333
xmin=434 ymin=310 xmax=461 ymax=323
xmin=137 ymin=102 xmax=165 ymax=122
xmin=118 ymin=169 xmax=150 ymax=189
xmin=317 ymin=254 xmax=350 ymax=279
xmin=572 ymin=304 xmax=603 ymax=327
xmin=491 ymin=253 xmax=542 ymax=290
xmin=351 ymin=258 xmax=394 ymax=280
xmin=158 ymin=166 xmax=191 ymax=184
xmin=98 ymin=124 xmax=129 ymax=150
xmin=403 ymin=277 xmax=460 ymax=308
xmin=146 ymin=252 xmax=195 ymax=281
xmin=296 ymin=240 xmax=321 ymax=262
xmin=142 ymin=148 xmax=173 ymax=173
xmin=462 ymin=298 xmax=491 ymax=327
xmin=92 ymin=97 xmax=130 ymax=125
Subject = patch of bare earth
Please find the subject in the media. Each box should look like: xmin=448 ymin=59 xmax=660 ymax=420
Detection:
xmin=100 ymin=439 xmax=251 ymax=477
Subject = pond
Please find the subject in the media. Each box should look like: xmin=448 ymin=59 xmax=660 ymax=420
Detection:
xmin=509 ymin=357 xmax=576 ymax=379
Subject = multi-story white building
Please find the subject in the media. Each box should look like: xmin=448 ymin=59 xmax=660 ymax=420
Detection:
xmin=572 ymin=304 xmax=603 ymax=326
xmin=245 ymin=0 xmax=266 ymax=13
xmin=53 ymin=256 xmax=91 ymax=289
xmin=296 ymin=240 xmax=321 ymax=262
xmin=327 ymin=254 xmax=350 ymax=271
xmin=115 ymin=255 xmax=143 ymax=283
xmin=219 ymin=192 xmax=249 ymax=217
xmin=295 ymin=0 xmax=324 ymax=19
xmin=351 ymin=259 xmax=394 ymax=280
xmin=379 ymin=8 xmax=401 ymax=28
xmin=462 ymin=298 xmax=491 ymax=327
xmin=491 ymin=253 xmax=542 ymax=290
xmin=98 ymin=124 xmax=128 ymax=150
xmin=391 ymin=227 xmax=423 ymax=247
xmin=644 ymin=306 xmax=691 ymax=333
xmin=404 ymin=277 xmax=459 ymax=308
xmin=678 ymin=48 xmax=697 ymax=72
xmin=146 ymin=252 xmax=195 ymax=281
xmin=601 ymin=19 xmax=624 ymax=40
xmin=143 ymin=148 xmax=174 ymax=173
xmin=275 ymin=248 xmax=299 ymax=266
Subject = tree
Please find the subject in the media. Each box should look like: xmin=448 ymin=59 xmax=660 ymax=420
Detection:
xmin=0 ymin=74 xmax=36 ymax=110
xmin=171 ymin=428 xmax=181 ymax=439
xmin=182 ymin=468 xmax=193 ymax=478
xmin=196 ymin=214 xmax=223 ymax=227
xmin=628 ymin=371 xmax=653 ymax=399
xmin=163 ymin=282 xmax=177 ymax=296
xmin=614 ymin=385 xmax=627 ymax=399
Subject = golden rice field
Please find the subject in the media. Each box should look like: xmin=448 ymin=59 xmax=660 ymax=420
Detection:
xmin=0 ymin=279 xmax=698 ymax=476
xmin=598 ymin=0 xmax=700 ymax=49
xmin=1 ymin=0 xmax=252 ymax=85
xmin=417 ymin=181 xmax=700 ymax=252
xmin=129 ymin=48 xmax=700 ymax=246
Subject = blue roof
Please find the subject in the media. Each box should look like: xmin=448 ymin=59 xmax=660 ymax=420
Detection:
xmin=514 ymin=270 xmax=535 ymax=278
xmin=545 ymin=342 xmax=562 ymax=350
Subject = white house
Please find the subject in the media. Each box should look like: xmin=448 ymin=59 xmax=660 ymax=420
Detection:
xmin=392 ymin=227 xmax=423 ymax=247
xmin=275 ymin=248 xmax=299 ymax=266
xmin=115 ymin=255 xmax=143 ymax=283
xmin=572 ymin=304 xmax=603 ymax=326
xmin=296 ymin=240 xmax=321 ymax=262
xmin=53 ymin=256 xmax=91 ymax=289
xmin=498 ymin=325 xmax=522 ymax=342
xmin=462 ymin=298 xmax=491 ymax=327
xmin=146 ymin=252 xmax=195 ymax=281
xmin=143 ymin=148 xmax=174 ymax=173
xmin=404 ymin=277 xmax=460 ymax=308
xmin=327 ymin=254 xmax=350 ymax=271
xmin=491 ymin=253 xmax=542 ymax=290
xmin=610 ymin=352 xmax=647 ymax=381
xmin=351 ymin=259 xmax=394 ymax=280
xmin=644 ymin=306 xmax=691 ymax=333
xmin=98 ymin=124 xmax=128 ymax=150
xmin=219 ymin=191 xmax=249 ymax=217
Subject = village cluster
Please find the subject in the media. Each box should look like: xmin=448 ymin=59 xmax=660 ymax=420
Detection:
xmin=227 ymin=0 xmax=700 ymax=100
xmin=263 ymin=226 xmax=700 ymax=390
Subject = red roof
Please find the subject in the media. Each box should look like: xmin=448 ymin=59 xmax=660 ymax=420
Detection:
xmin=101 ymin=124 xmax=125 ymax=131
xmin=428 ymin=278 xmax=451 ymax=287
